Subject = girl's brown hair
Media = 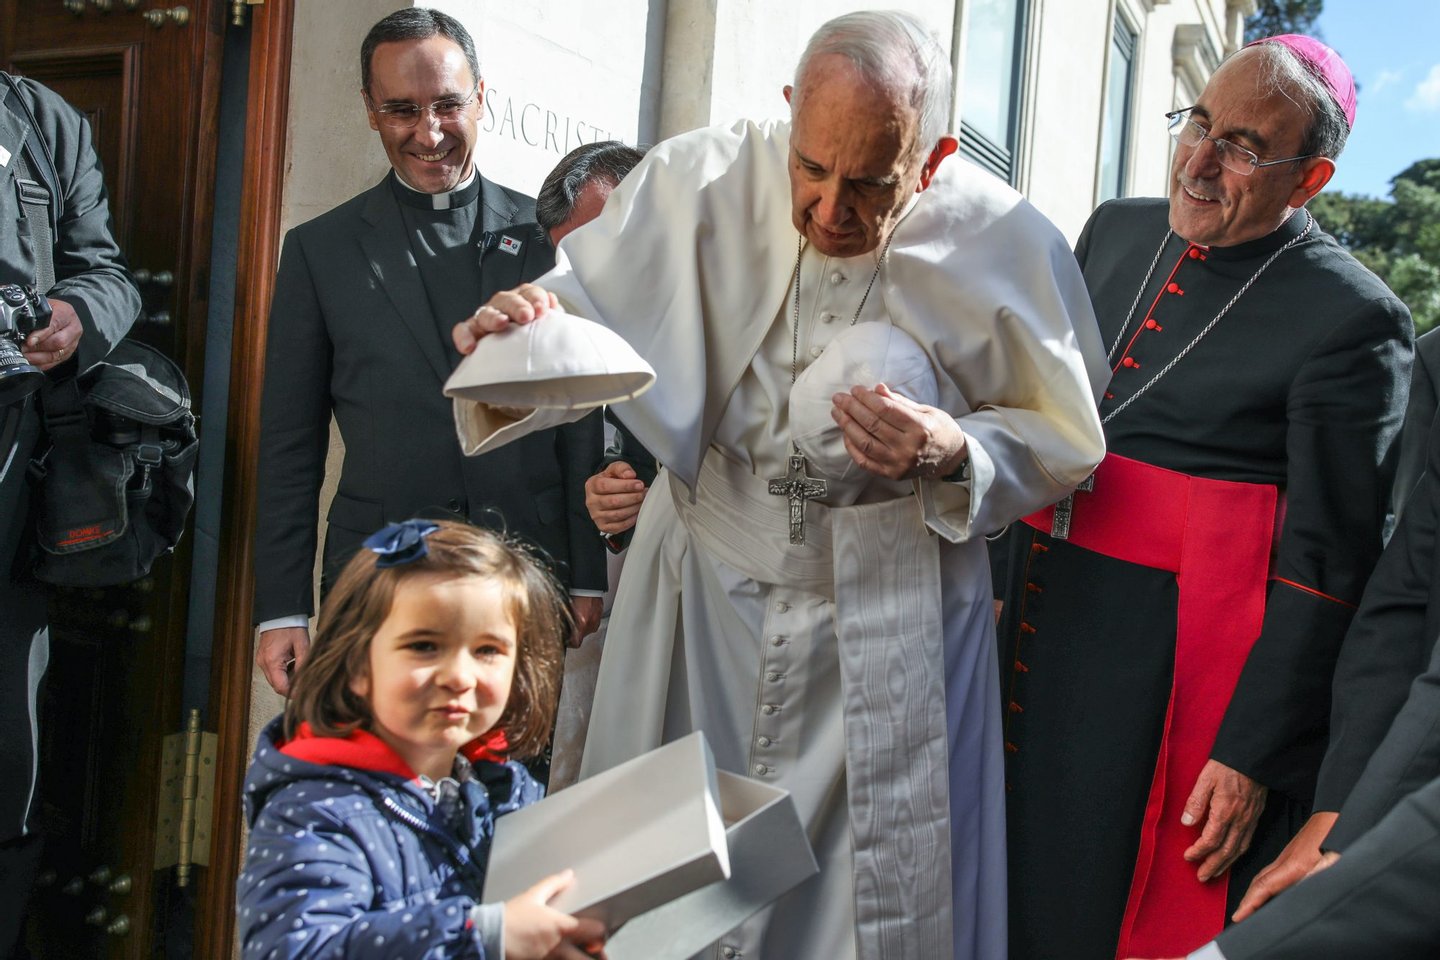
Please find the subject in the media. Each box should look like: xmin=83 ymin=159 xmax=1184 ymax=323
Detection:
xmin=284 ymin=520 xmax=569 ymax=759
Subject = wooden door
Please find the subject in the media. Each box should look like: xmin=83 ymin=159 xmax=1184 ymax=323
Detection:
xmin=0 ymin=1 xmax=223 ymax=956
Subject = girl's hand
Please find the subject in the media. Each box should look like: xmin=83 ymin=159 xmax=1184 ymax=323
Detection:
xmin=503 ymin=870 xmax=608 ymax=960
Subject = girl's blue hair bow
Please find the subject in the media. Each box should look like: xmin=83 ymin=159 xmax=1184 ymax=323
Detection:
xmin=363 ymin=519 xmax=440 ymax=568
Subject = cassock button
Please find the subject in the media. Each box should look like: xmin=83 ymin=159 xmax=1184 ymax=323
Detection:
xmin=771 ymin=635 xmax=787 ymax=646
xmin=1166 ymin=282 xmax=1182 ymax=294
xmin=1188 ymin=247 xmax=1202 ymax=259
xmin=809 ymin=345 xmax=822 ymax=358
xmin=762 ymin=704 xmax=778 ymax=715
xmin=1122 ymin=357 xmax=1139 ymax=368
xmin=767 ymin=672 xmax=783 ymax=682
xmin=447 ymin=498 xmax=462 ymax=511
xmin=1145 ymin=319 xmax=1161 ymax=330
xmin=821 ymin=312 xmax=835 ymax=324
xmin=753 ymin=764 xmax=769 ymax=776
xmin=775 ymin=601 xmax=790 ymax=613
xmin=757 ymin=736 xmax=772 ymax=747
xmin=830 ymin=271 xmax=845 ymax=285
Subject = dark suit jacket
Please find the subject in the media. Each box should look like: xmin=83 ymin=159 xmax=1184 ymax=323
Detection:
xmin=1213 ymin=772 xmax=1440 ymax=959
xmin=1390 ymin=327 xmax=1440 ymax=523
xmin=0 ymin=74 xmax=138 ymax=576
xmin=252 ymin=173 xmax=604 ymax=622
xmin=1313 ymin=397 xmax=1440 ymax=813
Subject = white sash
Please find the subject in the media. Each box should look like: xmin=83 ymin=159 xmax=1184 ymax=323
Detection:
xmin=672 ymin=451 xmax=954 ymax=960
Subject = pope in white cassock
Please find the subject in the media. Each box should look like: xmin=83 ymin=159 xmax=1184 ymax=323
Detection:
xmin=452 ymin=11 xmax=1108 ymax=960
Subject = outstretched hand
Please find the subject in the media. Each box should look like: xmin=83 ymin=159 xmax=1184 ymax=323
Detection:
xmin=1232 ymin=810 xmax=1337 ymax=920
xmin=452 ymin=283 xmax=559 ymax=355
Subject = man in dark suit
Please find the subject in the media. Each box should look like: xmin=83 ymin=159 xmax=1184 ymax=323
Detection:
xmin=253 ymin=8 xmax=604 ymax=695
xmin=0 ymin=72 xmax=140 ymax=954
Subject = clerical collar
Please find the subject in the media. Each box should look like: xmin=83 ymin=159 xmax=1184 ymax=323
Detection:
xmin=1193 ymin=208 xmax=1312 ymax=263
xmin=390 ymin=169 xmax=480 ymax=211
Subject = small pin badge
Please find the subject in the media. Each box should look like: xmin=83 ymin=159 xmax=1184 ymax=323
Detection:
xmin=0 ymin=146 xmax=10 ymax=168
xmin=499 ymin=235 xmax=522 ymax=256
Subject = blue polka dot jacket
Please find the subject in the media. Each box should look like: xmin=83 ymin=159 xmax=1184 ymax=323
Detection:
xmin=237 ymin=715 xmax=544 ymax=959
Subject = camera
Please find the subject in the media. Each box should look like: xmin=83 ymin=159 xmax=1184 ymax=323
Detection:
xmin=0 ymin=283 xmax=52 ymax=406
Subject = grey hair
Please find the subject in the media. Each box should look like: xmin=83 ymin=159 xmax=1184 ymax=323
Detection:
xmin=361 ymin=8 xmax=480 ymax=98
xmin=1239 ymin=40 xmax=1349 ymax=160
xmin=792 ymin=10 xmax=953 ymax=154
xmin=535 ymin=140 xmax=647 ymax=234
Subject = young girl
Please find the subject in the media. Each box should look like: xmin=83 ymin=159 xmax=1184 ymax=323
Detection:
xmin=237 ymin=519 xmax=605 ymax=960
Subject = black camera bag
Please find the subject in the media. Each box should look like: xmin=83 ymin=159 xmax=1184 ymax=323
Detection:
xmin=29 ymin=340 xmax=198 ymax=586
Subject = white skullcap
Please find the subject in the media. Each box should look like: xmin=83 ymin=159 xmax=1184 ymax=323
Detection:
xmin=789 ymin=321 xmax=938 ymax=502
xmin=443 ymin=309 xmax=655 ymax=409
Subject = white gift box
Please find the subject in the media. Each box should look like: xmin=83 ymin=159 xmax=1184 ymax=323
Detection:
xmin=606 ymin=770 xmax=820 ymax=960
xmin=483 ymin=731 xmax=731 ymax=929
xmin=483 ymin=730 xmax=818 ymax=955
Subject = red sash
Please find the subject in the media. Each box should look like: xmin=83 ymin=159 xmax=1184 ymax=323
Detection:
xmin=1022 ymin=452 xmax=1278 ymax=959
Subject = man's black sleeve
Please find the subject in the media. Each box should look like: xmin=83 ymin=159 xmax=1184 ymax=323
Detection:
xmin=1313 ymin=410 xmax=1440 ymax=813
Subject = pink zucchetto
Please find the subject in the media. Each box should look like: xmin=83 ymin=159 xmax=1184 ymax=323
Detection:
xmin=1245 ymin=34 xmax=1357 ymax=129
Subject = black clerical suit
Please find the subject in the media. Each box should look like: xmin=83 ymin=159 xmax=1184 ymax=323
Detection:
xmin=253 ymin=172 xmax=605 ymax=626
xmin=993 ymin=198 xmax=1412 ymax=960
xmin=0 ymin=74 xmax=139 ymax=952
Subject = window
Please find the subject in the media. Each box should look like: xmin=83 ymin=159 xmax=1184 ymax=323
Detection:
xmin=1097 ymin=13 xmax=1138 ymax=202
xmin=959 ymin=0 xmax=1030 ymax=183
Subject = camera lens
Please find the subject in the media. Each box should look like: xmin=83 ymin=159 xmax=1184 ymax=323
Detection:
xmin=0 ymin=337 xmax=45 ymax=407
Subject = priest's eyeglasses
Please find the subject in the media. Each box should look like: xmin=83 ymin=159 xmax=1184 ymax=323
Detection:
xmin=1166 ymin=108 xmax=1315 ymax=176
xmin=369 ymin=86 xmax=480 ymax=128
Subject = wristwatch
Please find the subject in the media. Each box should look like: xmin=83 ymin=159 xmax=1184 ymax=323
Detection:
xmin=942 ymin=455 xmax=971 ymax=483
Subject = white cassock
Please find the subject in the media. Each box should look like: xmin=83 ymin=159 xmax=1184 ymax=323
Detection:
xmin=455 ymin=119 xmax=1108 ymax=960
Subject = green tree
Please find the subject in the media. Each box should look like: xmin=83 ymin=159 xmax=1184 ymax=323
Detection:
xmin=1245 ymin=0 xmax=1324 ymax=41
xmin=1311 ymin=160 xmax=1440 ymax=333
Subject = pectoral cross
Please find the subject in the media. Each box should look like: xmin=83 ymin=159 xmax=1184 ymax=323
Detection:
xmin=1051 ymin=473 xmax=1095 ymax=541
xmin=769 ymin=453 xmax=828 ymax=545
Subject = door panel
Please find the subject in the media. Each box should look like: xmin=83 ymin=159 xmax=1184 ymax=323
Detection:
xmin=2 ymin=2 xmax=223 ymax=957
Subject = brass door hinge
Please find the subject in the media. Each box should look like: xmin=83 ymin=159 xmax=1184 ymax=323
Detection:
xmin=230 ymin=0 xmax=264 ymax=28
xmin=154 ymin=709 xmax=217 ymax=888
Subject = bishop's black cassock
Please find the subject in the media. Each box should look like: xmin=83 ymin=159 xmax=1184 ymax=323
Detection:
xmin=992 ymin=197 xmax=1412 ymax=960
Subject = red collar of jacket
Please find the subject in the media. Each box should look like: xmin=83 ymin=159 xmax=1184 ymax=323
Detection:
xmin=278 ymin=722 xmax=509 ymax=780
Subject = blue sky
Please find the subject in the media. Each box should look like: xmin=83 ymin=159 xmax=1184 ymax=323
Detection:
xmin=1317 ymin=0 xmax=1440 ymax=198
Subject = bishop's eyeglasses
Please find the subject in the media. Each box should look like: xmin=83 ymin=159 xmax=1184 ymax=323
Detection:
xmin=1166 ymin=107 xmax=1314 ymax=176
xmin=368 ymin=85 xmax=480 ymax=129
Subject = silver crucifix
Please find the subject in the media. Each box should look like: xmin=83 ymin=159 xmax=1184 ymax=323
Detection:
xmin=769 ymin=453 xmax=828 ymax=545
xmin=1051 ymin=473 xmax=1095 ymax=541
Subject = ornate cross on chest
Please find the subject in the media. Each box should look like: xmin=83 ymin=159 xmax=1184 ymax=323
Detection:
xmin=1051 ymin=473 xmax=1095 ymax=541
xmin=769 ymin=453 xmax=828 ymax=545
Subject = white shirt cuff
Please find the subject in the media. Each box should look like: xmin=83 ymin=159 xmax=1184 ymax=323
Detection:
xmin=1189 ymin=942 xmax=1227 ymax=960
xmin=257 ymin=615 xmax=309 ymax=634
xmin=570 ymin=589 xmax=605 ymax=598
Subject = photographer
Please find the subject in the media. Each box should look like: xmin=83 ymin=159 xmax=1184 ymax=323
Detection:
xmin=0 ymin=72 xmax=139 ymax=954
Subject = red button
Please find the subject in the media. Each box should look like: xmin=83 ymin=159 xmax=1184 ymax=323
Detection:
xmin=1167 ymin=282 xmax=1182 ymax=294
xmin=1014 ymin=660 xmax=1030 ymax=673
xmin=1122 ymin=357 xmax=1139 ymax=368
xmin=1145 ymin=319 xmax=1158 ymax=330
xmin=1188 ymin=248 xmax=1201 ymax=259
xmin=1104 ymin=391 xmax=1115 ymax=399
xmin=1009 ymin=701 xmax=1024 ymax=714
